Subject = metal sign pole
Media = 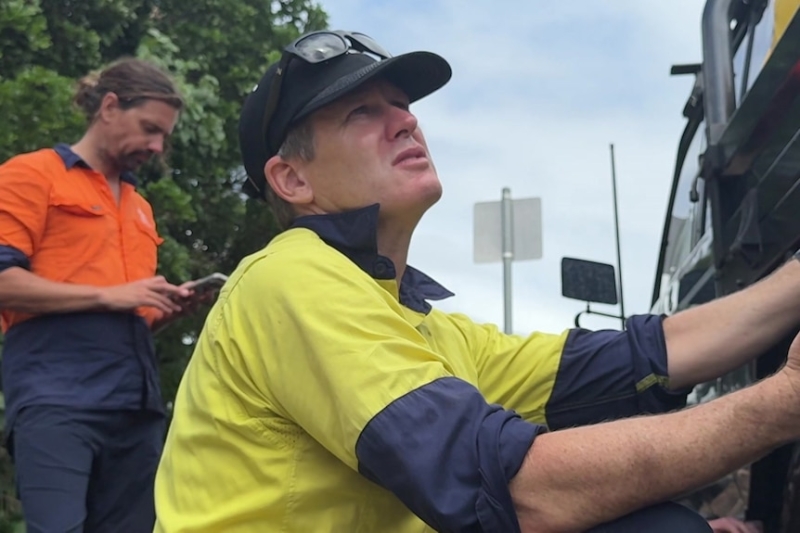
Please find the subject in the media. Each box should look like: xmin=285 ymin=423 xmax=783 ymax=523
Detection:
xmin=474 ymin=191 xmax=541 ymax=333
xmin=501 ymin=187 xmax=514 ymax=334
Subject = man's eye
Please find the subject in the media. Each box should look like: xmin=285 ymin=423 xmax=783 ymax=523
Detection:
xmin=348 ymin=105 xmax=370 ymax=118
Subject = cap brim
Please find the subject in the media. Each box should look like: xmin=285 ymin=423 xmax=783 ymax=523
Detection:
xmin=294 ymin=51 xmax=452 ymax=123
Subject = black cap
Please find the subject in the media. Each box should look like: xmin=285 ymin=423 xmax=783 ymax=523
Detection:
xmin=238 ymin=46 xmax=452 ymax=199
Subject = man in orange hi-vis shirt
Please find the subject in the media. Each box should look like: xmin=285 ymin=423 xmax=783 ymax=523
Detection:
xmin=0 ymin=58 xmax=195 ymax=533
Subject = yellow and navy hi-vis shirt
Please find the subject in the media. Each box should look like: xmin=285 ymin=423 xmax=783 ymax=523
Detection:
xmin=154 ymin=205 xmax=688 ymax=533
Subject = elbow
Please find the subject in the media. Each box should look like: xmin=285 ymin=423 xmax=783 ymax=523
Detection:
xmin=510 ymin=446 xmax=591 ymax=533
xmin=511 ymin=479 xmax=584 ymax=533
xmin=514 ymin=500 xmax=585 ymax=533
xmin=0 ymin=266 xmax=27 ymax=306
xmin=0 ymin=267 xmax=20 ymax=305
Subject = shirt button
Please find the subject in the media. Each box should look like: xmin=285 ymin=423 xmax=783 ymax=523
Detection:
xmin=374 ymin=261 xmax=388 ymax=276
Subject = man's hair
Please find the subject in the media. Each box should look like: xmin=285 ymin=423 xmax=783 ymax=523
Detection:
xmin=267 ymin=118 xmax=315 ymax=230
xmin=73 ymin=58 xmax=184 ymax=123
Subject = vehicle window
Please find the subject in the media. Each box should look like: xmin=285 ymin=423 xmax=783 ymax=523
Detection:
xmin=663 ymin=119 xmax=706 ymax=279
xmin=733 ymin=1 xmax=776 ymax=104
xmin=672 ymin=122 xmax=705 ymax=225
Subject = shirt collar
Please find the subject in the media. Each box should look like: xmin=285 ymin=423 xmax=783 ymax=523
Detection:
xmin=290 ymin=204 xmax=454 ymax=314
xmin=53 ymin=143 xmax=138 ymax=186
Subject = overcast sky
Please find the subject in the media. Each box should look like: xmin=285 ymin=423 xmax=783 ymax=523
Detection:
xmin=323 ymin=1 xmax=706 ymax=334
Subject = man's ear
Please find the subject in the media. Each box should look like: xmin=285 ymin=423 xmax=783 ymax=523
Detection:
xmin=264 ymin=155 xmax=314 ymax=205
xmin=98 ymin=92 xmax=120 ymax=124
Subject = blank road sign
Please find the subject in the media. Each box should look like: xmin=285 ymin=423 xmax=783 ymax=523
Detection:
xmin=473 ymin=197 xmax=542 ymax=264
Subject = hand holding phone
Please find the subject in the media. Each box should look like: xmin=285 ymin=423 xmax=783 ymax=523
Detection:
xmin=154 ymin=273 xmax=229 ymax=334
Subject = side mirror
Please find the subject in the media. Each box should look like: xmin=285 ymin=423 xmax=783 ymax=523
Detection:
xmin=560 ymin=257 xmax=624 ymax=328
xmin=561 ymin=257 xmax=618 ymax=305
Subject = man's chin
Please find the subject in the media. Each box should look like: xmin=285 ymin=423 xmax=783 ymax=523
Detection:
xmin=120 ymin=164 xmax=141 ymax=174
xmin=119 ymin=157 xmax=150 ymax=173
xmin=421 ymin=178 xmax=443 ymax=206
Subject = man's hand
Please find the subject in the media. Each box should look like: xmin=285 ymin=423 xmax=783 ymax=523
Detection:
xmin=177 ymin=280 xmax=219 ymax=312
xmin=784 ymin=330 xmax=800 ymax=375
xmin=169 ymin=280 xmax=219 ymax=316
xmin=776 ymin=331 xmax=800 ymax=414
xmin=99 ymin=276 xmax=190 ymax=314
xmin=151 ymin=281 xmax=219 ymax=333
xmin=707 ymin=517 xmax=762 ymax=533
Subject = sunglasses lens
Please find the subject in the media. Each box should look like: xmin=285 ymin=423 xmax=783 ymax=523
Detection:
xmin=295 ymin=33 xmax=348 ymax=63
xmin=350 ymin=32 xmax=392 ymax=59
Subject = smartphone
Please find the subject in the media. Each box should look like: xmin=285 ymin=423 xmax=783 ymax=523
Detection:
xmin=189 ymin=272 xmax=228 ymax=294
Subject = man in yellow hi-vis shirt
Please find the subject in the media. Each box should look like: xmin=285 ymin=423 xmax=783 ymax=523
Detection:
xmin=155 ymin=30 xmax=800 ymax=533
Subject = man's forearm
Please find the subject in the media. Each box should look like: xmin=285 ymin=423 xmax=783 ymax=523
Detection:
xmin=510 ymin=372 xmax=799 ymax=533
xmin=0 ymin=266 xmax=105 ymax=314
xmin=664 ymin=258 xmax=800 ymax=389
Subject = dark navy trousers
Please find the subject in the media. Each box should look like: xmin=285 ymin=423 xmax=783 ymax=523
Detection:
xmin=10 ymin=405 xmax=164 ymax=533
xmin=586 ymin=502 xmax=712 ymax=532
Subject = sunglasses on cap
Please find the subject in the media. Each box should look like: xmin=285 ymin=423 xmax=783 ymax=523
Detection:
xmin=260 ymin=31 xmax=393 ymax=154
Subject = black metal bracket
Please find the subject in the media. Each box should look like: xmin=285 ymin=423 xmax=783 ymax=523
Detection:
xmin=574 ymin=302 xmax=626 ymax=329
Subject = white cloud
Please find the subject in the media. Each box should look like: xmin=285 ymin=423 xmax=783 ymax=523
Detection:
xmin=323 ymin=1 xmax=707 ymax=334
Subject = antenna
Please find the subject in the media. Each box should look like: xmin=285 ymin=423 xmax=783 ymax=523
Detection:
xmin=610 ymin=144 xmax=626 ymax=329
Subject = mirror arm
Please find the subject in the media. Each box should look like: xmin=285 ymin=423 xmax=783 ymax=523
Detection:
xmin=574 ymin=302 xmax=626 ymax=329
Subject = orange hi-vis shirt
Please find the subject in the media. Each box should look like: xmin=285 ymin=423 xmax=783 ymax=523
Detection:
xmin=0 ymin=144 xmax=164 ymax=332
xmin=0 ymin=144 xmax=167 ymax=438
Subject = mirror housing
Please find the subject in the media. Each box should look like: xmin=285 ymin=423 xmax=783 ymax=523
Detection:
xmin=560 ymin=257 xmax=619 ymax=305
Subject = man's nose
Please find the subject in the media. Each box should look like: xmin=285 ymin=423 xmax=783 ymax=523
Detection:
xmin=148 ymin=136 xmax=165 ymax=154
xmin=389 ymin=107 xmax=419 ymax=139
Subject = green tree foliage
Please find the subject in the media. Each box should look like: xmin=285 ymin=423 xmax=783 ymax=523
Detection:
xmin=0 ymin=0 xmax=328 ymax=515
xmin=0 ymin=0 xmax=327 ymax=396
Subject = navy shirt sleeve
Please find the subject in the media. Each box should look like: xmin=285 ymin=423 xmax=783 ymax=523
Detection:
xmin=0 ymin=244 xmax=30 ymax=273
xmin=545 ymin=314 xmax=691 ymax=430
xmin=356 ymin=377 xmax=544 ymax=533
